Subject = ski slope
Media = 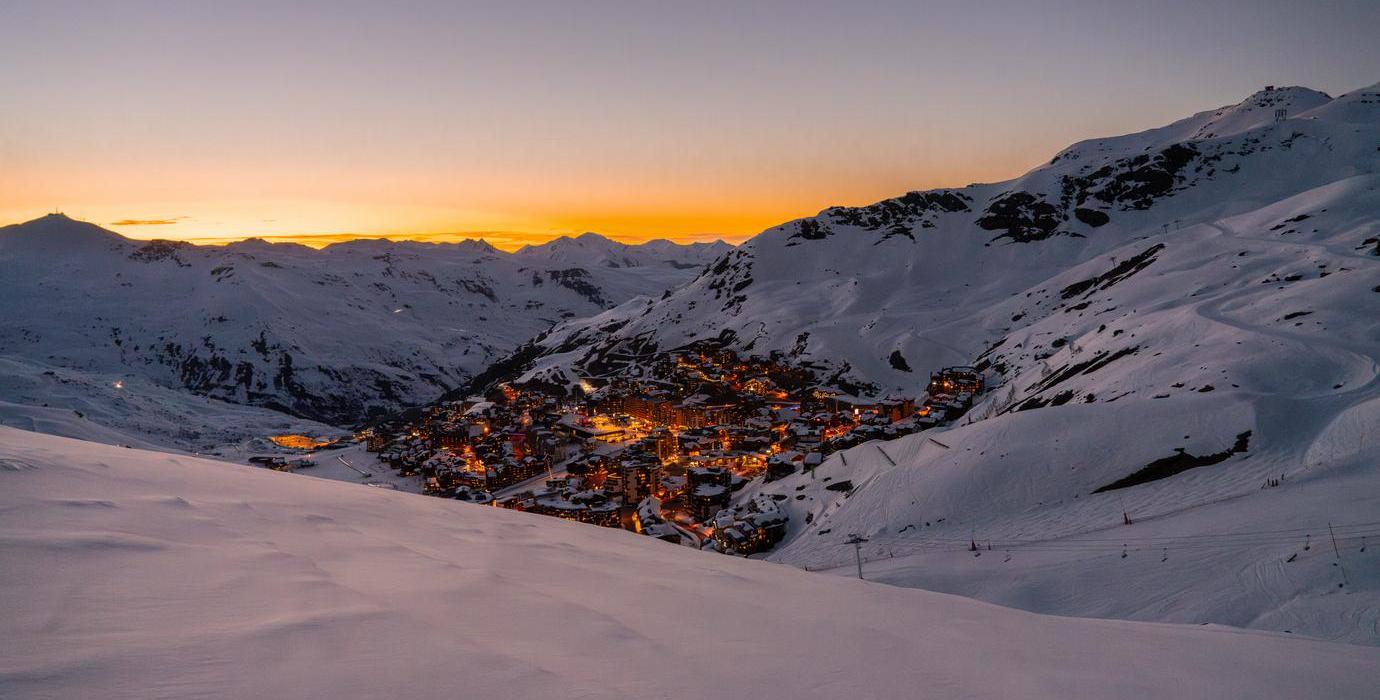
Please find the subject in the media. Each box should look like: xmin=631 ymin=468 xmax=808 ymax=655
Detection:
xmin=2 ymin=428 xmax=1377 ymax=699
xmin=736 ymin=173 xmax=1380 ymax=644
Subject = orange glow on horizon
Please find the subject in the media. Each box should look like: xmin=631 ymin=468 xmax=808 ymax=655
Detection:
xmin=0 ymin=195 xmax=855 ymax=251
xmin=0 ymin=131 xmax=1036 ymax=251
xmin=149 ymin=228 xmax=748 ymax=252
xmin=7 ymin=3 xmax=1374 ymax=256
xmin=0 ymin=172 xmax=891 ymax=250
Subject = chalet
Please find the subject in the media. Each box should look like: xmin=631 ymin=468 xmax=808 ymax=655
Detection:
xmin=927 ymin=366 xmax=984 ymax=397
xmin=766 ymin=452 xmax=800 ymax=481
xmin=452 ymin=485 xmax=494 ymax=505
xmin=633 ymin=496 xmax=687 ymax=544
xmin=876 ymin=395 xmax=916 ymax=423
xmin=518 ymin=487 xmax=622 ymax=528
xmin=712 ymin=495 xmax=788 ymax=554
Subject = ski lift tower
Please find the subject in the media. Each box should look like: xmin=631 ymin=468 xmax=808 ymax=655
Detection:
xmin=845 ymin=534 xmax=869 ymax=580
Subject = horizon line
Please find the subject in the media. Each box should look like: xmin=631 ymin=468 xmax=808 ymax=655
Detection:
xmin=12 ymin=213 xmax=747 ymax=252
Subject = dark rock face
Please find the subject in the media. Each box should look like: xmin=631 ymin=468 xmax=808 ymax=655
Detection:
xmin=1074 ymin=208 xmax=1110 ymax=227
xmin=823 ymin=190 xmax=972 ymax=232
xmin=1059 ymin=244 xmax=1166 ymax=299
xmin=974 ymin=142 xmax=1198 ymax=242
xmin=129 ymin=240 xmax=192 ymax=266
xmin=787 ymin=219 xmax=833 ymax=243
xmin=1078 ymin=143 xmax=1200 ymax=210
xmin=977 ymin=192 xmax=1064 ymax=242
xmin=1093 ymin=431 xmax=1252 ymax=493
xmin=145 ymin=333 xmax=430 ymax=425
xmin=1011 ymin=345 xmax=1141 ymax=412
xmin=701 ymin=249 xmax=755 ymax=316
xmin=888 ymin=350 xmax=913 ymax=373
xmin=458 ymin=279 xmax=497 ymax=302
xmin=546 ymin=269 xmax=609 ymax=307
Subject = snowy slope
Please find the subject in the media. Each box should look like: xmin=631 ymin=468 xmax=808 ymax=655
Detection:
xmin=508 ymin=84 xmax=1379 ymax=392
xmin=740 ymin=165 xmax=1380 ymax=646
xmin=0 ymin=356 xmax=349 ymax=457
xmin=0 ymin=217 xmax=727 ymax=426
xmin=515 ymin=231 xmax=728 ymax=271
xmin=2 ymin=428 xmax=1377 ymax=700
xmin=481 ymin=84 xmax=1380 ymax=642
xmin=747 ymin=374 xmax=1380 ymax=643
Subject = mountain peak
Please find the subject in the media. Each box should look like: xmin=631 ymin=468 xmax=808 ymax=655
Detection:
xmin=1187 ymin=85 xmax=1333 ymax=140
xmin=0 ymin=213 xmax=128 ymax=252
xmin=515 ymin=232 xmax=623 ymax=256
xmin=1242 ymin=84 xmax=1331 ymax=102
xmin=574 ymin=231 xmax=617 ymax=244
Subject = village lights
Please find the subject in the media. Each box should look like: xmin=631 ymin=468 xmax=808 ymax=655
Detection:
xmin=355 ymin=346 xmax=978 ymax=555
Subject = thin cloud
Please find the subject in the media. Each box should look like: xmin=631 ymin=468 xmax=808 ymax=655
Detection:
xmin=110 ymin=217 xmax=186 ymax=226
xmin=187 ymin=230 xmax=539 ymax=250
xmin=146 ymin=229 xmax=744 ymax=251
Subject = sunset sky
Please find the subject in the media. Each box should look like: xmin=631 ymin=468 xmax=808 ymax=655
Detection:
xmin=2 ymin=0 xmax=1377 ymax=249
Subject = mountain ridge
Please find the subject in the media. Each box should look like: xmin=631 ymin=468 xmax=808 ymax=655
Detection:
xmin=497 ymin=82 xmax=1379 ymax=393
xmin=0 ymin=216 xmax=731 ymax=427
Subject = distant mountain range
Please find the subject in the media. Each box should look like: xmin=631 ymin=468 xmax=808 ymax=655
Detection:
xmin=0 ymin=217 xmax=729 ymax=425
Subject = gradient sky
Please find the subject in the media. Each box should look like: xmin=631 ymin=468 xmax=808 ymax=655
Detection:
xmin=2 ymin=1 xmax=1377 ymax=249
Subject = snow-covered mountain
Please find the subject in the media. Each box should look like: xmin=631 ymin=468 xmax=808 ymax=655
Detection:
xmin=484 ymin=84 xmax=1380 ymax=641
xmin=508 ymin=84 xmax=1377 ymax=391
xmin=0 ymin=217 xmax=728 ymax=428
xmin=515 ymin=231 xmax=726 ymax=271
xmin=2 ymin=428 xmax=1377 ymax=699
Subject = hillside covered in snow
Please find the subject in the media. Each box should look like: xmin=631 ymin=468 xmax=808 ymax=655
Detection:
xmin=471 ymin=84 xmax=1380 ymax=642
xmin=508 ymin=84 xmax=1378 ymax=392
xmin=2 ymin=428 xmax=1378 ymax=699
xmin=0 ymin=218 xmax=728 ymax=430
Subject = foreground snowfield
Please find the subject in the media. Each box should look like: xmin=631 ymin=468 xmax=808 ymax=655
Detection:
xmin=2 ymin=428 xmax=1378 ymax=699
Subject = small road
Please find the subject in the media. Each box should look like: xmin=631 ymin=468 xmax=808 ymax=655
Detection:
xmin=336 ymin=455 xmax=372 ymax=478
